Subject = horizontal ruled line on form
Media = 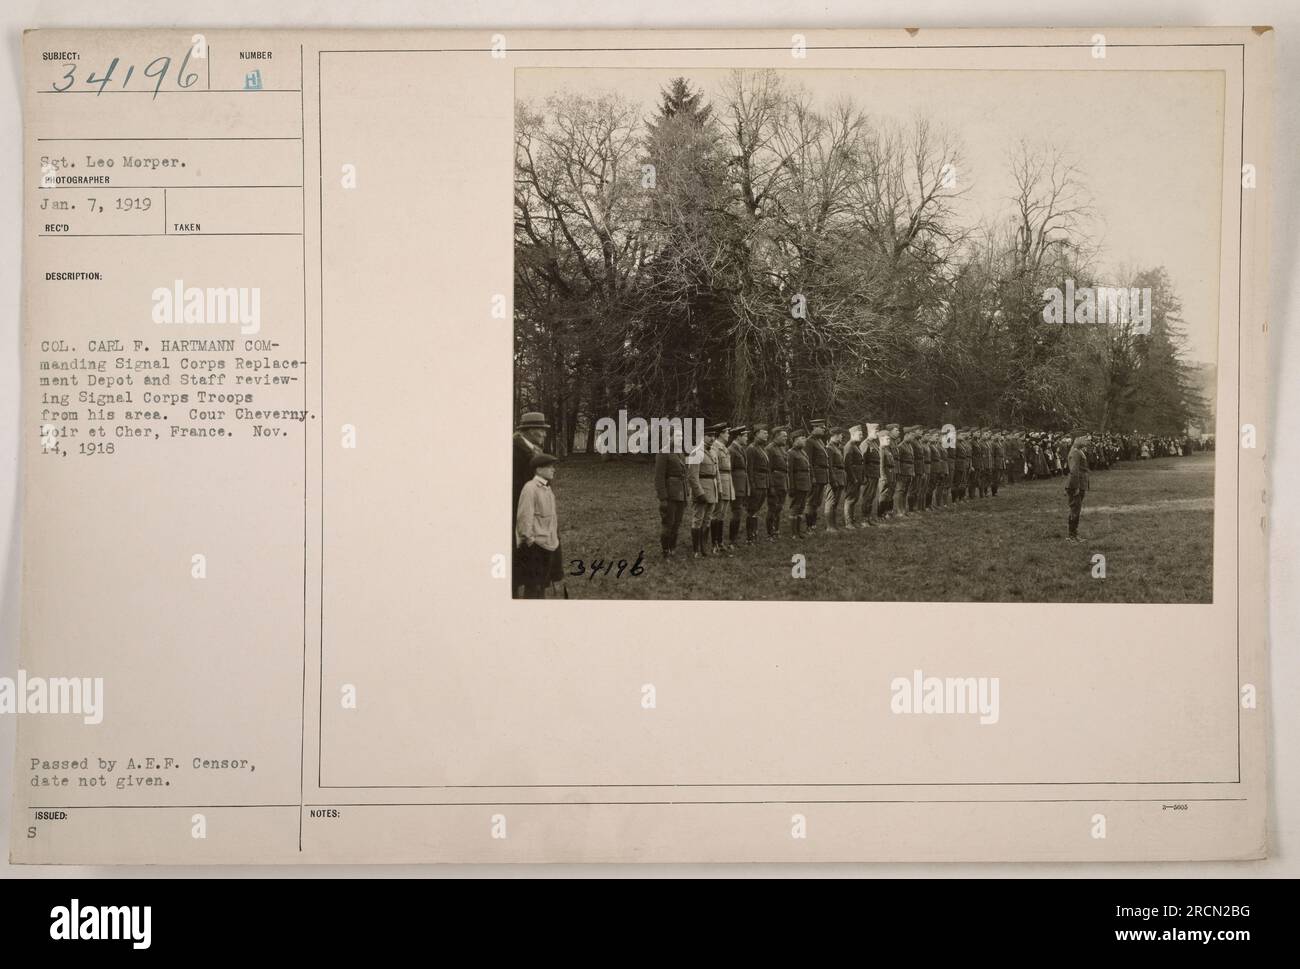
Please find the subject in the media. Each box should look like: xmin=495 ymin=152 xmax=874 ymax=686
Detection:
xmin=37 ymin=136 xmax=302 ymax=142
xmin=39 ymin=232 xmax=304 ymax=238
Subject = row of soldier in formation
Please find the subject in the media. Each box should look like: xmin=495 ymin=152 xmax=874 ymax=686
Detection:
xmin=652 ymin=421 xmax=1154 ymax=558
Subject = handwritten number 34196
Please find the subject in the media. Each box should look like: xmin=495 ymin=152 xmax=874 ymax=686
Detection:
xmin=569 ymin=552 xmax=646 ymax=579
xmin=52 ymin=51 xmax=201 ymax=99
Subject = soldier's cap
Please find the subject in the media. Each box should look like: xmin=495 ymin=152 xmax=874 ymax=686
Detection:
xmin=750 ymin=422 xmax=768 ymax=433
xmin=810 ymin=425 xmax=827 ymax=438
xmin=848 ymin=423 xmax=863 ymax=435
xmin=831 ymin=426 xmax=847 ymax=437
xmin=1071 ymin=427 xmax=1089 ymax=438
xmin=809 ymin=418 xmax=827 ymax=427
xmin=729 ymin=424 xmax=748 ymax=436
xmin=528 ymin=452 xmax=558 ymax=471
xmin=705 ymin=421 xmax=728 ymax=434
xmin=771 ymin=424 xmax=790 ymax=435
xmin=792 ymin=427 xmax=809 ymax=440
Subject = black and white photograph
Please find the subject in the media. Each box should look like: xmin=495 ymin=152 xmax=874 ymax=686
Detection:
xmin=513 ymin=65 xmax=1223 ymax=602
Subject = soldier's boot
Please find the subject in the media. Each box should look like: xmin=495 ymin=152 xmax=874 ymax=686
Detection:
xmin=792 ymin=517 xmax=803 ymax=540
xmin=714 ymin=520 xmax=726 ymax=554
xmin=729 ymin=519 xmax=740 ymax=548
xmin=690 ymin=527 xmax=703 ymax=558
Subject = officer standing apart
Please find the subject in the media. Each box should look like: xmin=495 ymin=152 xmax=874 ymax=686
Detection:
xmin=1066 ymin=429 xmax=1091 ymax=542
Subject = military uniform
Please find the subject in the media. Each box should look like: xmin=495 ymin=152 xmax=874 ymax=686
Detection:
xmin=806 ymin=429 xmax=829 ymax=529
xmin=824 ymin=435 xmax=846 ymax=532
xmin=765 ymin=433 xmax=790 ymax=539
xmin=712 ymin=436 xmax=734 ymax=554
xmin=653 ymin=448 xmax=687 ymax=557
xmin=728 ymin=432 xmax=750 ymax=548
xmin=844 ymin=436 xmax=865 ymax=527
xmin=991 ymin=434 xmax=1005 ymax=496
xmin=787 ymin=438 xmax=813 ymax=539
xmin=950 ymin=435 xmax=964 ymax=502
xmin=746 ymin=432 xmax=771 ymax=543
xmin=880 ymin=432 xmax=898 ymax=518
xmin=687 ymin=438 xmax=719 ymax=557
xmin=1066 ymin=436 xmax=1091 ymax=539
xmin=895 ymin=434 xmax=914 ymax=517
xmin=862 ymin=435 xmax=882 ymax=522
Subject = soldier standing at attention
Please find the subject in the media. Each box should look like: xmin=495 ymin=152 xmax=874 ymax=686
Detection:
xmin=712 ymin=425 xmax=734 ymax=556
xmin=895 ymin=426 xmax=914 ymax=518
xmin=1066 ymin=429 xmax=1092 ymax=542
xmin=806 ymin=423 xmax=830 ymax=533
xmin=862 ymin=424 xmax=882 ymax=525
xmin=991 ymin=429 xmax=1006 ymax=497
xmin=745 ymin=424 xmax=771 ymax=545
xmin=941 ymin=429 xmax=951 ymax=509
xmin=970 ymin=428 xmax=987 ymax=498
xmin=728 ymin=425 xmax=750 ymax=551
xmin=951 ymin=428 xmax=967 ymax=503
xmin=880 ymin=424 xmax=899 ymax=520
xmin=653 ymin=424 xmax=688 ymax=560
xmin=687 ymin=423 xmax=721 ymax=558
xmin=824 ymin=427 xmax=846 ymax=533
xmin=787 ymin=428 xmax=813 ymax=540
xmin=766 ymin=426 xmax=791 ymax=540
xmin=843 ymin=424 xmax=865 ymax=528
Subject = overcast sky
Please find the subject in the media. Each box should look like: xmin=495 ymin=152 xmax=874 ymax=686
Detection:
xmin=519 ymin=67 xmax=1225 ymax=365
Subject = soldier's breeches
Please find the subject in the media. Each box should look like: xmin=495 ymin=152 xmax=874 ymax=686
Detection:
xmin=659 ymin=500 xmax=685 ymax=550
xmin=789 ymin=491 xmax=808 ymax=518
xmin=748 ymin=489 xmax=768 ymax=517
xmin=716 ymin=498 xmax=731 ymax=527
xmin=1068 ymin=488 xmax=1085 ymax=534
xmin=691 ymin=498 xmax=715 ymax=530
xmin=807 ymin=484 xmax=824 ymax=524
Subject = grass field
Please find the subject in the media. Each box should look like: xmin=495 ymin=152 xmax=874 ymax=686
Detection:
xmin=543 ymin=451 xmax=1215 ymax=602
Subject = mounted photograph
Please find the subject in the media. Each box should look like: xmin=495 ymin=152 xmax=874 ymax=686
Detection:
xmin=513 ymin=65 xmax=1223 ymax=602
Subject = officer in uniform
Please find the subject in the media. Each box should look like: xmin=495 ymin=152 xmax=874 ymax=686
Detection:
xmin=765 ymin=426 xmax=790 ymax=540
xmin=824 ymin=426 xmax=846 ymax=533
xmin=728 ymin=425 xmax=750 ymax=550
xmin=806 ymin=422 xmax=830 ymax=532
xmin=953 ymin=427 xmax=970 ymax=503
xmin=991 ymin=429 xmax=1005 ymax=497
xmin=843 ymin=424 xmax=865 ymax=528
xmin=687 ymin=422 xmax=721 ymax=558
xmin=861 ymin=423 xmax=882 ymax=525
xmin=653 ymin=423 xmax=688 ymax=559
xmin=745 ymin=424 xmax=770 ymax=544
xmin=969 ymin=428 xmax=986 ymax=498
xmin=1066 ymin=428 xmax=1091 ymax=542
xmin=880 ymin=423 xmax=899 ymax=519
xmin=712 ymin=425 xmax=734 ymax=555
xmin=895 ymin=426 xmax=914 ymax=518
xmin=787 ymin=428 xmax=813 ymax=539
